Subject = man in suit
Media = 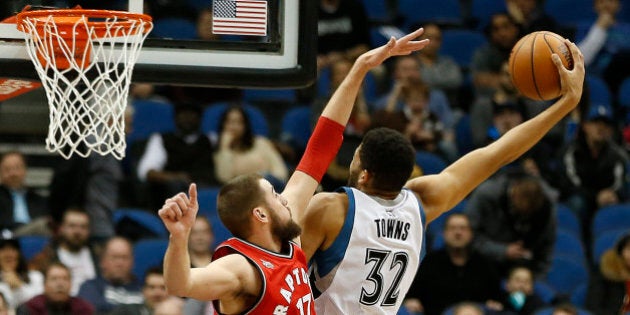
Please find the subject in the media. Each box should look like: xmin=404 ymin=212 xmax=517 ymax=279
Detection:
xmin=0 ymin=151 xmax=48 ymax=236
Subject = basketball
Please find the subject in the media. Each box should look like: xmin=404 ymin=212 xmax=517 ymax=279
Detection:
xmin=508 ymin=31 xmax=574 ymax=101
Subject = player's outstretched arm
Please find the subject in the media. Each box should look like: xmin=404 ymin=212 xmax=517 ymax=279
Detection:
xmin=283 ymin=28 xmax=431 ymax=228
xmin=406 ymin=40 xmax=585 ymax=223
xmin=159 ymin=184 xmax=247 ymax=301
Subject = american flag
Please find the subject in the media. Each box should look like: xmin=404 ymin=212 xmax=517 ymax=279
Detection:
xmin=212 ymin=0 xmax=267 ymax=36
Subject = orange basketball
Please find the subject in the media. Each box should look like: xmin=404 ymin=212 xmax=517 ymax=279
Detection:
xmin=508 ymin=31 xmax=574 ymax=101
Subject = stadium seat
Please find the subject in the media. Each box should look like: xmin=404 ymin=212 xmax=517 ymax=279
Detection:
xmin=470 ymin=0 xmax=506 ymax=30
xmin=151 ymin=18 xmax=198 ymax=39
xmin=586 ymin=75 xmax=612 ymax=106
xmin=544 ymin=0 xmax=596 ymax=28
xmin=243 ymin=88 xmax=297 ymax=104
xmin=280 ymin=106 xmax=312 ymax=150
xmin=397 ymin=0 xmax=462 ymax=30
xmin=555 ymin=203 xmax=581 ymax=238
xmin=201 ymin=102 xmax=269 ymax=136
xmin=592 ymin=229 xmax=629 ymax=265
xmin=618 ymin=77 xmax=630 ymax=108
xmin=197 ymin=187 xmax=220 ymax=217
xmin=440 ymin=30 xmax=486 ymax=70
xmin=592 ymin=203 xmax=630 ymax=238
xmin=455 ymin=114 xmax=475 ymax=155
xmin=415 ymin=151 xmax=447 ymax=175
xmin=553 ymin=230 xmax=586 ymax=264
xmin=571 ymin=282 xmax=588 ymax=307
xmin=545 ymin=256 xmax=589 ymax=296
xmin=18 ymin=236 xmax=49 ymax=261
xmin=534 ymin=280 xmax=557 ymax=304
xmin=113 ymin=208 xmax=168 ymax=239
xmin=361 ymin=0 xmax=391 ymax=23
xmin=128 ymin=99 xmax=176 ymax=143
xmin=132 ymin=239 xmax=168 ymax=280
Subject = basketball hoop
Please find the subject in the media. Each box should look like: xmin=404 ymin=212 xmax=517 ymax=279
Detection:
xmin=15 ymin=7 xmax=152 ymax=159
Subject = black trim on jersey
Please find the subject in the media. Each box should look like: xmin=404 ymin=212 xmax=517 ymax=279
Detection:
xmin=228 ymin=237 xmax=296 ymax=259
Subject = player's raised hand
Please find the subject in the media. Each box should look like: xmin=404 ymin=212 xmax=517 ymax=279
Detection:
xmin=552 ymin=39 xmax=584 ymax=102
xmin=158 ymin=183 xmax=199 ymax=237
xmin=360 ymin=28 xmax=430 ymax=69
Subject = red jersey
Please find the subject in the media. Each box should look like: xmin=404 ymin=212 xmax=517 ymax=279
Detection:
xmin=212 ymin=238 xmax=315 ymax=315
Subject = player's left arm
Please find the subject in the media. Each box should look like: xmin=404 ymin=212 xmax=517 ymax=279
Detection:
xmin=406 ymin=40 xmax=585 ymax=223
xmin=282 ymin=29 xmax=431 ymax=237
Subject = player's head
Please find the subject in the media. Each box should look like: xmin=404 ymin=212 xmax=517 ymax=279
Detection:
xmin=348 ymin=128 xmax=415 ymax=192
xmin=218 ymin=173 xmax=301 ymax=242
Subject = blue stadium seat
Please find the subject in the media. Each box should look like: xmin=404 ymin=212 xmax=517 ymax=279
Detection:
xmin=586 ymin=76 xmax=612 ymax=106
xmin=243 ymin=89 xmax=297 ymax=104
xmin=544 ymin=0 xmax=596 ymax=28
xmin=361 ymin=0 xmax=391 ymax=23
xmin=197 ymin=187 xmax=220 ymax=217
xmin=534 ymin=280 xmax=557 ymax=304
xmin=571 ymin=282 xmax=588 ymax=307
xmin=280 ymin=106 xmax=312 ymax=150
xmin=201 ymin=102 xmax=269 ymax=136
xmin=415 ymin=151 xmax=447 ymax=175
xmin=455 ymin=114 xmax=475 ymax=155
xmin=18 ymin=236 xmax=49 ymax=261
xmin=113 ymin=208 xmax=168 ymax=239
xmin=555 ymin=203 xmax=581 ymax=238
xmin=439 ymin=30 xmax=486 ymax=70
xmin=132 ymin=239 xmax=168 ymax=280
xmin=592 ymin=203 xmax=630 ymax=238
xmin=128 ymin=99 xmax=176 ymax=143
xmin=618 ymin=77 xmax=630 ymax=108
xmin=553 ymin=230 xmax=586 ymax=264
xmin=316 ymin=64 xmax=380 ymax=104
xmin=398 ymin=0 xmax=463 ymax=30
xmin=152 ymin=18 xmax=198 ymax=39
xmin=592 ymin=229 xmax=629 ymax=265
xmin=470 ymin=0 xmax=507 ymax=30
xmin=545 ymin=256 xmax=589 ymax=296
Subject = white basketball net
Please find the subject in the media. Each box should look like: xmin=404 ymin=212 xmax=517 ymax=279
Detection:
xmin=18 ymin=12 xmax=152 ymax=159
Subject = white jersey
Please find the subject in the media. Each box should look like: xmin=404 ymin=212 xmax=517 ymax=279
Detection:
xmin=312 ymin=187 xmax=426 ymax=315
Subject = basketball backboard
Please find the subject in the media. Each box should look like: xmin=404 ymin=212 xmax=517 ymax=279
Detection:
xmin=0 ymin=0 xmax=316 ymax=88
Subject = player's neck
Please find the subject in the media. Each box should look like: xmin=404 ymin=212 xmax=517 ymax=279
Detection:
xmin=361 ymin=187 xmax=399 ymax=200
xmin=248 ymin=233 xmax=283 ymax=253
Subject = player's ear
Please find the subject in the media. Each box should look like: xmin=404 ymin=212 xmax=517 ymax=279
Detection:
xmin=252 ymin=207 xmax=268 ymax=223
xmin=358 ymin=169 xmax=370 ymax=185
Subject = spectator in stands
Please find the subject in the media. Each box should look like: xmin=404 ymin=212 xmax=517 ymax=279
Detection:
xmin=415 ymin=23 xmax=463 ymax=108
xmin=404 ymin=214 xmax=502 ymax=315
xmin=214 ymin=106 xmax=288 ymax=190
xmin=577 ymin=0 xmax=630 ymax=95
xmin=471 ymin=13 xmax=520 ymax=97
xmin=494 ymin=265 xmax=547 ymax=314
xmin=0 ymin=238 xmax=43 ymax=310
xmin=16 ymin=262 xmax=93 ymax=315
xmin=29 ymin=209 xmax=97 ymax=296
xmin=506 ymin=0 xmax=559 ymax=35
xmin=558 ymin=104 xmax=628 ymax=229
xmin=317 ymin=0 xmax=371 ymax=69
xmin=451 ymin=302 xmax=485 ymax=315
xmin=153 ymin=297 xmax=183 ymax=315
xmin=585 ymin=232 xmax=630 ymax=315
xmin=0 ymin=291 xmax=9 ymax=315
xmin=0 ymin=151 xmax=49 ymax=237
xmin=109 ymin=267 xmax=169 ymax=315
xmin=464 ymin=171 xmax=556 ymax=278
xmin=77 ymin=237 xmax=142 ymax=314
xmin=552 ymin=303 xmax=579 ymax=315
xmin=137 ymin=103 xmax=218 ymax=209
xmin=188 ymin=216 xmax=214 ymax=268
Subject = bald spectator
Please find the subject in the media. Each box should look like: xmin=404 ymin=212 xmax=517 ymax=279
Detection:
xmin=77 ymin=237 xmax=142 ymax=314
xmin=109 ymin=267 xmax=169 ymax=315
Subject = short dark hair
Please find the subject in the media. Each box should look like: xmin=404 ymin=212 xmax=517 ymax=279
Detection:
xmin=616 ymin=233 xmax=630 ymax=256
xmin=360 ymin=128 xmax=415 ymax=192
xmin=217 ymin=173 xmax=266 ymax=239
xmin=143 ymin=266 xmax=164 ymax=285
xmin=44 ymin=262 xmax=71 ymax=281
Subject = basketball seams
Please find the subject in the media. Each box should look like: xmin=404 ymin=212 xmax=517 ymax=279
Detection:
xmin=530 ymin=32 xmax=544 ymax=100
xmin=510 ymin=33 xmax=530 ymax=94
xmin=541 ymin=33 xmax=561 ymax=100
